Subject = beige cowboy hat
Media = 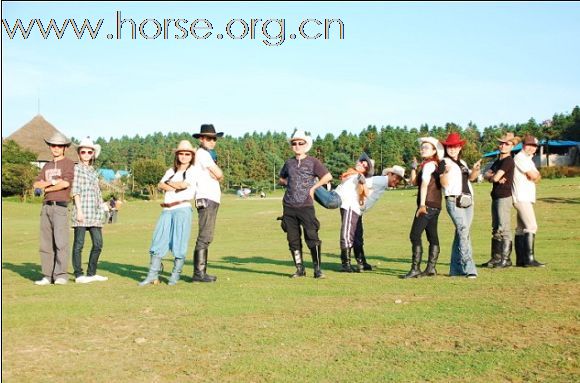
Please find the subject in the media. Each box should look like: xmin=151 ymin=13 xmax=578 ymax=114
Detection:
xmin=383 ymin=165 xmax=405 ymax=179
xmin=77 ymin=137 xmax=101 ymax=158
xmin=496 ymin=132 xmax=521 ymax=146
xmin=44 ymin=132 xmax=71 ymax=147
xmin=173 ymin=140 xmax=197 ymax=153
xmin=418 ymin=137 xmax=444 ymax=160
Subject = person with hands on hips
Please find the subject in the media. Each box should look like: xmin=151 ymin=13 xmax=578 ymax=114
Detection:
xmin=439 ymin=132 xmax=480 ymax=279
xmin=401 ymin=137 xmax=443 ymax=279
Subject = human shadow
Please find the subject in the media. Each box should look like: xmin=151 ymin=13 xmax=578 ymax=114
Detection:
xmin=537 ymin=197 xmax=580 ymax=204
xmin=97 ymin=260 xmax=195 ymax=283
xmin=2 ymin=262 xmax=42 ymax=281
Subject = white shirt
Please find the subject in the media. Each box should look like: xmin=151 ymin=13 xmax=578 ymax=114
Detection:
xmin=442 ymin=157 xmax=474 ymax=197
xmin=362 ymin=175 xmax=389 ymax=213
xmin=336 ymin=174 xmax=363 ymax=215
xmin=194 ymin=148 xmax=221 ymax=203
xmin=160 ymin=166 xmax=199 ymax=210
xmin=512 ymin=151 xmax=537 ymax=203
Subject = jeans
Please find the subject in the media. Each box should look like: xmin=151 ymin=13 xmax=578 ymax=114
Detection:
xmin=195 ymin=200 xmax=219 ymax=251
xmin=151 ymin=206 xmax=193 ymax=259
xmin=72 ymin=226 xmax=103 ymax=277
xmin=446 ymin=198 xmax=478 ymax=276
xmin=491 ymin=197 xmax=513 ymax=240
xmin=409 ymin=206 xmax=440 ymax=248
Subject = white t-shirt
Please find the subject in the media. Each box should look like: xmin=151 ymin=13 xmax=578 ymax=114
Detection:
xmin=442 ymin=158 xmax=474 ymax=197
xmin=194 ymin=148 xmax=221 ymax=203
xmin=160 ymin=166 xmax=199 ymax=210
xmin=512 ymin=151 xmax=537 ymax=203
xmin=362 ymin=175 xmax=389 ymax=213
xmin=336 ymin=174 xmax=363 ymax=214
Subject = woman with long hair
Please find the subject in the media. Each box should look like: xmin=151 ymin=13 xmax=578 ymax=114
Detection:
xmin=139 ymin=140 xmax=199 ymax=286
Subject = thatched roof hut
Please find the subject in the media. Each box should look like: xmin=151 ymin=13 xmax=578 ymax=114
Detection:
xmin=4 ymin=115 xmax=78 ymax=162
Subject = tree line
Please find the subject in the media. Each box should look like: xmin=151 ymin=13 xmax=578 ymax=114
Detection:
xmin=3 ymin=106 xmax=579 ymax=199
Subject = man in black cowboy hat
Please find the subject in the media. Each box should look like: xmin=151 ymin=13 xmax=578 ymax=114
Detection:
xmin=191 ymin=124 xmax=224 ymax=282
xmin=32 ymin=132 xmax=76 ymax=285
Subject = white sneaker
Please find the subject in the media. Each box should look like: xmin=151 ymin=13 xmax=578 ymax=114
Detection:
xmin=54 ymin=278 xmax=68 ymax=285
xmin=90 ymin=275 xmax=108 ymax=282
xmin=75 ymin=276 xmax=89 ymax=284
xmin=34 ymin=277 xmax=51 ymax=286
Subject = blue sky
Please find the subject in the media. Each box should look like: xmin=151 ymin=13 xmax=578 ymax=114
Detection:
xmin=2 ymin=1 xmax=580 ymax=140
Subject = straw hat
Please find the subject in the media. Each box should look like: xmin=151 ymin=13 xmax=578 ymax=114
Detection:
xmin=173 ymin=140 xmax=196 ymax=153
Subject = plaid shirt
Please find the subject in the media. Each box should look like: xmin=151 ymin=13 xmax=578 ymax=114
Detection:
xmin=71 ymin=164 xmax=105 ymax=227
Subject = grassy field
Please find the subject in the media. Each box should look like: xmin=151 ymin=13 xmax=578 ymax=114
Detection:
xmin=2 ymin=178 xmax=579 ymax=382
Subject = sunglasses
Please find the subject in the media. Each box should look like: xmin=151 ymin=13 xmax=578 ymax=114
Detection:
xmin=291 ymin=141 xmax=307 ymax=147
xmin=50 ymin=144 xmax=66 ymax=148
xmin=80 ymin=150 xmax=94 ymax=155
xmin=177 ymin=152 xmax=192 ymax=156
xmin=499 ymin=142 xmax=512 ymax=147
xmin=204 ymin=137 xmax=217 ymax=142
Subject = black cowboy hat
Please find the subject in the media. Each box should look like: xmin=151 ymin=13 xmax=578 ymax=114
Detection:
xmin=192 ymin=124 xmax=224 ymax=139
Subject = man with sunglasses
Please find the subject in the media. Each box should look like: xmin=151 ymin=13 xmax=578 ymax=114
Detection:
xmin=32 ymin=132 xmax=76 ymax=285
xmin=191 ymin=124 xmax=224 ymax=282
xmin=279 ymin=130 xmax=332 ymax=279
xmin=482 ymin=132 xmax=521 ymax=269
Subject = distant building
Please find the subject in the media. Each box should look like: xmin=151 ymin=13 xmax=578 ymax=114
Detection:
xmin=483 ymin=140 xmax=580 ymax=167
xmin=4 ymin=115 xmax=78 ymax=167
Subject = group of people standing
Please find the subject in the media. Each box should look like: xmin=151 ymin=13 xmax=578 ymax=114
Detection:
xmin=32 ymin=125 xmax=545 ymax=286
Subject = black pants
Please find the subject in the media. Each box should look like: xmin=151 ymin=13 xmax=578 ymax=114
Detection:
xmin=72 ymin=226 xmax=103 ymax=277
xmin=354 ymin=216 xmax=364 ymax=248
xmin=195 ymin=199 xmax=220 ymax=251
xmin=282 ymin=205 xmax=321 ymax=251
xmin=409 ymin=206 xmax=440 ymax=247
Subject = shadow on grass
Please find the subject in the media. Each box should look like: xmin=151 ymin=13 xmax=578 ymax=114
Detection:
xmin=98 ymin=260 xmax=196 ymax=283
xmin=537 ymin=197 xmax=580 ymax=204
xmin=2 ymin=262 xmax=42 ymax=281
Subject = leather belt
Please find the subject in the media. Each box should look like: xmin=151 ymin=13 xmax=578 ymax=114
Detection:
xmin=446 ymin=195 xmax=459 ymax=200
xmin=44 ymin=201 xmax=68 ymax=207
xmin=160 ymin=200 xmax=190 ymax=208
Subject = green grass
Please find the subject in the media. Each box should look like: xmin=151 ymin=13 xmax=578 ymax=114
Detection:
xmin=2 ymin=178 xmax=579 ymax=382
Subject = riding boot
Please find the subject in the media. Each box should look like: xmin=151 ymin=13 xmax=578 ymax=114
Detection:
xmin=339 ymin=248 xmax=353 ymax=272
xmin=351 ymin=247 xmax=364 ymax=273
xmin=168 ymin=258 xmax=185 ymax=286
xmin=523 ymin=233 xmax=545 ymax=267
xmin=354 ymin=245 xmax=372 ymax=271
xmin=310 ymin=245 xmax=325 ymax=279
xmin=496 ymin=239 xmax=513 ymax=268
xmin=514 ymin=235 xmax=526 ymax=267
xmin=481 ymin=238 xmax=502 ymax=268
xmin=420 ymin=244 xmax=440 ymax=277
xmin=192 ymin=249 xmax=217 ymax=282
xmin=401 ymin=245 xmax=422 ymax=279
xmin=139 ymin=255 xmax=163 ymax=286
xmin=290 ymin=249 xmax=306 ymax=278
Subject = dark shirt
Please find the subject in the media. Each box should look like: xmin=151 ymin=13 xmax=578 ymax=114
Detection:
xmin=35 ymin=158 xmax=75 ymax=202
xmin=416 ymin=161 xmax=442 ymax=209
xmin=490 ymin=156 xmax=515 ymax=199
xmin=280 ymin=156 xmax=329 ymax=208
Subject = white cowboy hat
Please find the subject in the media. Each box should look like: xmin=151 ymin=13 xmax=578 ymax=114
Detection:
xmin=383 ymin=165 xmax=405 ymax=179
xmin=173 ymin=140 xmax=197 ymax=153
xmin=77 ymin=137 xmax=101 ymax=159
xmin=418 ymin=137 xmax=444 ymax=160
xmin=289 ymin=130 xmax=313 ymax=153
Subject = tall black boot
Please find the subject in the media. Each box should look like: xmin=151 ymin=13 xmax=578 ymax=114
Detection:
xmin=339 ymin=248 xmax=353 ymax=272
xmin=290 ymin=249 xmax=306 ymax=278
xmin=495 ymin=239 xmax=513 ymax=268
xmin=352 ymin=246 xmax=364 ymax=272
xmin=515 ymin=235 xmax=526 ymax=266
xmin=192 ymin=249 xmax=217 ymax=282
xmin=523 ymin=233 xmax=545 ymax=267
xmin=354 ymin=246 xmax=372 ymax=271
xmin=310 ymin=245 xmax=325 ymax=279
xmin=420 ymin=244 xmax=440 ymax=277
xmin=401 ymin=245 xmax=422 ymax=279
xmin=481 ymin=238 xmax=502 ymax=268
